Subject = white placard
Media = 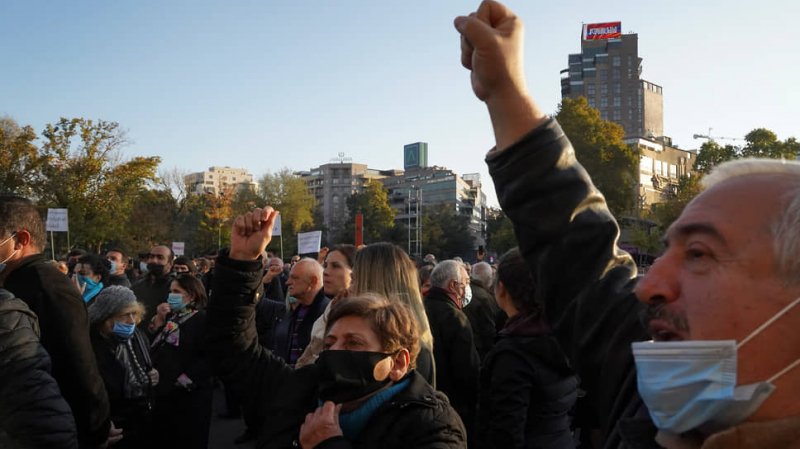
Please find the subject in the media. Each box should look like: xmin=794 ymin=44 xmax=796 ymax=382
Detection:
xmin=272 ymin=215 xmax=282 ymax=237
xmin=297 ymin=230 xmax=322 ymax=255
xmin=172 ymin=242 xmax=185 ymax=256
xmin=45 ymin=208 xmax=69 ymax=232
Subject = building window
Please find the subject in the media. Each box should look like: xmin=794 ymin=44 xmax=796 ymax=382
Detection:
xmin=587 ymin=84 xmax=595 ymax=96
xmin=588 ymin=98 xmax=596 ymax=108
xmin=600 ymin=97 xmax=608 ymax=107
xmin=612 ymin=69 xmax=621 ymax=80
xmin=600 ymin=85 xmax=608 ymax=96
xmin=598 ymin=69 xmax=607 ymax=80
xmin=670 ymin=164 xmax=677 ymax=178
xmin=613 ymin=83 xmax=621 ymax=94
xmin=641 ymin=156 xmax=653 ymax=174
xmin=612 ymin=56 xmax=621 ymax=66
xmin=613 ymin=97 xmax=621 ymax=107
xmin=612 ymin=110 xmax=621 ymax=120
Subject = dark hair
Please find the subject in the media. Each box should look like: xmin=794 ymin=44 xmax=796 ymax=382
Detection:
xmin=417 ymin=265 xmax=434 ymax=289
xmin=172 ymin=274 xmax=208 ymax=308
xmin=495 ymin=247 xmax=541 ymax=316
xmin=326 ymin=294 xmax=420 ymax=368
xmin=173 ymin=256 xmax=197 ymax=274
xmin=76 ymin=254 xmax=111 ymax=285
xmin=106 ymin=247 xmax=127 ymax=260
xmin=0 ymin=195 xmax=45 ymax=250
xmin=327 ymin=244 xmax=356 ymax=268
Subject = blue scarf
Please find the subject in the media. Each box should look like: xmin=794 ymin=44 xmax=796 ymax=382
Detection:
xmin=337 ymin=378 xmax=410 ymax=440
xmin=82 ymin=279 xmax=104 ymax=303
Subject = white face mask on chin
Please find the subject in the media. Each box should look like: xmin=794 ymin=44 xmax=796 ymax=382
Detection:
xmin=632 ymin=295 xmax=800 ymax=435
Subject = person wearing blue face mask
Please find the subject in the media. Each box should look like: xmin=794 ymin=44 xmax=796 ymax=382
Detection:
xmin=149 ymin=274 xmax=212 ymax=449
xmin=454 ymin=3 xmax=800 ymax=447
xmin=73 ymin=254 xmax=110 ymax=305
xmin=88 ymin=285 xmax=159 ymax=449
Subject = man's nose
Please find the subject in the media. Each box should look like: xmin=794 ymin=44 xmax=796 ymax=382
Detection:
xmin=634 ymin=253 xmax=680 ymax=305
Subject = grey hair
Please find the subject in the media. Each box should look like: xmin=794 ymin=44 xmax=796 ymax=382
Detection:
xmin=471 ymin=262 xmax=493 ymax=286
xmin=704 ymin=158 xmax=800 ymax=285
xmin=296 ymin=257 xmax=324 ymax=289
xmin=430 ymin=260 xmax=463 ymax=289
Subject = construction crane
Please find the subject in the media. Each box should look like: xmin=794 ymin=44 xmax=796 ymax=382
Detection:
xmin=692 ymin=128 xmax=742 ymax=143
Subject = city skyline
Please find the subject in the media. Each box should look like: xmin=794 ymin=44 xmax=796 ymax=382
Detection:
xmin=3 ymin=0 xmax=798 ymax=207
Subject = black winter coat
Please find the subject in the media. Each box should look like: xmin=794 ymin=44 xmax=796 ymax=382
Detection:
xmin=478 ymin=314 xmax=578 ymax=449
xmin=206 ymin=252 xmax=467 ymax=449
xmin=0 ymin=288 xmax=78 ymax=449
xmin=463 ymin=280 xmax=500 ymax=360
xmin=132 ymin=273 xmax=171 ymax=328
xmin=3 ymin=253 xmax=111 ymax=447
xmin=486 ymin=118 xmax=650 ymax=448
xmin=424 ymin=287 xmax=480 ymax=430
xmin=271 ymin=288 xmax=329 ymax=365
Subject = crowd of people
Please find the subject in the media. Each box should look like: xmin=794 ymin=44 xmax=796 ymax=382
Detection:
xmin=1 ymin=2 xmax=799 ymax=449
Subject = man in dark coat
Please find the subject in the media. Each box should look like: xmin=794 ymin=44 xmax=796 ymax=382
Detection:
xmin=464 ymin=262 xmax=500 ymax=360
xmin=0 ymin=287 xmax=78 ymax=449
xmin=207 ymin=207 xmax=466 ymax=449
xmin=0 ymin=195 xmax=113 ymax=448
xmin=133 ymin=245 xmax=174 ymax=327
xmin=425 ymin=259 xmax=480 ymax=443
xmin=271 ymin=258 xmax=329 ymax=367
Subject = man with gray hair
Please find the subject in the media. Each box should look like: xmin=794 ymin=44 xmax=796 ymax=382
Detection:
xmin=425 ymin=259 xmax=480 ymax=441
xmin=465 ymin=262 xmax=501 ymax=360
xmin=457 ymin=1 xmax=800 ymax=446
xmin=272 ymin=258 xmax=328 ymax=367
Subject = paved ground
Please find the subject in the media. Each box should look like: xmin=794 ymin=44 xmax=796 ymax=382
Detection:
xmin=208 ymin=384 xmax=254 ymax=449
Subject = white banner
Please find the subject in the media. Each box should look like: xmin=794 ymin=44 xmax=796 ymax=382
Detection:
xmin=297 ymin=230 xmax=322 ymax=255
xmin=172 ymin=242 xmax=185 ymax=256
xmin=45 ymin=208 xmax=69 ymax=232
xmin=272 ymin=215 xmax=282 ymax=237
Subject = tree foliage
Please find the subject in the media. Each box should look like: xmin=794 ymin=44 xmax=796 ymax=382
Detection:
xmin=485 ymin=208 xmax=516 ymax=257
xmin=693 ymin=141 xmax=738 ymax=174
xmin=36 ymin=118 xmax=160 ymax=252
xmin=258 ymin=169 xmax=316 ymax=257
xmin=556 ymin=97 xmax=638 ymax=216
xmin=420 ymin=204 xmax=474 ymax=260
xmin=0 ymin=117 xmax=47 ymax=197
xmin=338 ymin=180 xmax=396 ymax=245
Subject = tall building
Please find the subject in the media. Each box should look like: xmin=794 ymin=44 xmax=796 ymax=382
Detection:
xmin=296 ymin=162 xmax=401 ymax=235
xmin=184 ymin=166 xmax=258 ymax=195
xmin=381 ymin=145 xmax=487 ymax=258
xmin=561 ymin=22 xmax=664 ymax=139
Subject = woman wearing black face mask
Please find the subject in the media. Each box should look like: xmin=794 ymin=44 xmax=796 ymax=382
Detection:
xmin=207 ymin=207 xmax=466 ymax=449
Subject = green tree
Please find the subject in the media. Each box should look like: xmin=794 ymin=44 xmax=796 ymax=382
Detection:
xmin=259 ymin=169 xmax=315 ymax=257
xmin=420 ymin=204 xmax=474 ymax=260
xmin=741 ymin=128 xmax=797 ymax=159
xmin=0 ymin=117 xmax=47 ymax=196
xmin=485 ymin=208 xmax=516 ymax=256
xmin=556 ymin=97 xmax=638 ymax=216
xmin=36 ymin=118 xmax=161 ymax=252
xmin=338 ymin=180 xmax=396 ymax=245
xmin=123 ymin=188 xmax=178 ymax=254
xmin=693 ymin=141 xmax=738 ymax=174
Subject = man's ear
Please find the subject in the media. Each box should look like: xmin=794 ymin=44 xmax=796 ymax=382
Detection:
xmin=14 ymin=229 xmax=31 ymax=248
xmin=387 ymin=349 xmax=410 ymax=382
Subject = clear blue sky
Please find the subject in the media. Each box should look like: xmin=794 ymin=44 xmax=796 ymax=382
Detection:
xmin=3 ymin=0 xmax=798 ymax=207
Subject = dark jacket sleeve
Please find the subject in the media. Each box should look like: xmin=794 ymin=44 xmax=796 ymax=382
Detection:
xmin=0 ymin=298 xmax=78 ymax=449
xmin=487 ymin=119 xmax=649 ymax=437
xmin=206 ymin=251 xmax=294 ymax=418
xmin=5 ymin=258 xmax=111 ymax=447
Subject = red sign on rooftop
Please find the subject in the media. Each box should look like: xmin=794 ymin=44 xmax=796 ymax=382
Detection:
xmin=583 ymin=22 xmax=622 ymax=40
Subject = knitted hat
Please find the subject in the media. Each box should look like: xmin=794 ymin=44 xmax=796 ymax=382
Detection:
xmin=87 ymin=285 xmax=138 ymax=325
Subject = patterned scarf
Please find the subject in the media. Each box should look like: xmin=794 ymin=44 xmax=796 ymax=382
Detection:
xmin=115 ymin=330 xmax=153 ymax=399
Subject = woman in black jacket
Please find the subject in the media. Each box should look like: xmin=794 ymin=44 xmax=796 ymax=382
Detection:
xmin=207 ymin=207 xmax=466 ymax=449
xmin=88 ymin=286 xmax=158 ymax=448
xmin=149 ymin=274 xmax=212 ymax=449
xmin=478 ymin=248 xmax=578 ymax=449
